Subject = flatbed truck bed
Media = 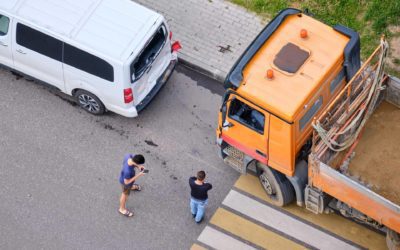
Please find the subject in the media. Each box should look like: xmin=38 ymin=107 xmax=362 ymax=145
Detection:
xmin=308 ymin=40 xmax=400 ymax=248
xmin=347 ymin=101 xmax=400 ymax=205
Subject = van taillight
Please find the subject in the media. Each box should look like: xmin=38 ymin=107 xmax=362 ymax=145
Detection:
xmin=124 ymin=88 xmax=133 ymax=104
xmin=169 ymin=31 xmax=173 ymax=40
xmin=171 ymin=41 xmax=182 ymax=52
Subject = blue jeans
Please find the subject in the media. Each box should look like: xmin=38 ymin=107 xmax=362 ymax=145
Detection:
xmin=190 ymin=197 xmax=208 ymax=222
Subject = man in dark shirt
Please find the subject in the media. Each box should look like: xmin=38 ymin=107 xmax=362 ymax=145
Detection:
xmin=119 ymin=154 xmax=146 ymax=217
xmin=189 ymin=170 xmax=212 ymax=223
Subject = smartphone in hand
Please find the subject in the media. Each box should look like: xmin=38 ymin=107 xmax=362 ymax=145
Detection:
xmin=142 ymin=169 xmax=149 ymax=173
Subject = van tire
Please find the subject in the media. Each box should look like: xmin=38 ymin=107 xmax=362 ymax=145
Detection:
xmin=74 ymin=90 xmax=105 ymax=115
xmin=256 ymin=162 xmax=295 ymax=207
xmin=387 ymin=229 xmax=400 ymax=250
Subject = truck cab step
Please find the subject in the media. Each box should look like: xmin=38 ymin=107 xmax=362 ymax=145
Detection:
xmin=224 ymin=156 xmax=246 ymax=174
xmin=223 ymin=145 xmax=244 ymax=160
xmin=305 ymin=185 xmax=325 ymax=214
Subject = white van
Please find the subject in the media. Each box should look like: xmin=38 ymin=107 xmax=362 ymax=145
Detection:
xmin=0 ymin=0 xmax=180 ymax=117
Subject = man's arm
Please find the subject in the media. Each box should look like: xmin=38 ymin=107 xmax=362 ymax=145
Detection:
xmin=124 ymin=172 xmax=144 ymax=185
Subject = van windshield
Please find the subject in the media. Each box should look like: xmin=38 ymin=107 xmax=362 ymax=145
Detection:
xmin=130 ymin=25 xmax=167 ymax=82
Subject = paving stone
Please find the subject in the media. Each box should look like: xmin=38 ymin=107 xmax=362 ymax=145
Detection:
xmin=133 ymin=0 xmax=268 ymax=82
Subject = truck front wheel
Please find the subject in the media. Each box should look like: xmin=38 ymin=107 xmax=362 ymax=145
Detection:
xmin=256 ymin=162 xmax=295 ymax=207
xmin=387 ymin=229 xmax=400 ymax=250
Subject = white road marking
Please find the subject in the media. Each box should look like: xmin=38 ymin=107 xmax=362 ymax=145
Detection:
xmin=222 ymin=190 xmax=360 ymax=250
xmin=197 ymin=226 xmax=256 ymax=250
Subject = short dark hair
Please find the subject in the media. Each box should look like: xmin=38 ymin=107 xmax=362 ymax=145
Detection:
xmin=197 ymin=171 xmax=206 ymax=181
xmin=132 ymin=154 xmax=145 ymax=165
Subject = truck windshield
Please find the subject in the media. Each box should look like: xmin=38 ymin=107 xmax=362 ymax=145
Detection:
xmin=130 ymin=24 xmax=167 ymax=82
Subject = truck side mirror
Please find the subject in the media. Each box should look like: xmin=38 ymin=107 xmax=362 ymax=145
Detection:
xmin=222 ymin=121 xmax=234 ymax=128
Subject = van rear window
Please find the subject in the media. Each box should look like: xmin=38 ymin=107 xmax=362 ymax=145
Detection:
xmin=64 ymin=43 xmax=114 ymax=82
xmin=130 ymin=25 xmax=167 ymax=82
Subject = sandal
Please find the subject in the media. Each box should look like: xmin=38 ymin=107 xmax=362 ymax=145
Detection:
xmin=119 ymin=209 xmax=134 ymax=217
xmin=131 ymin=184 xmax=142 ymax=191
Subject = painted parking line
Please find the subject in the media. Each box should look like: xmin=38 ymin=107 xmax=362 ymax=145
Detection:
xmin=209 ymin=207 xmax=307 ymax=250
xmin=223 ymin=190 xmax=360 ymax=250
xmin=197 ymin=226 xmax=257 ymax=250
xmin=234 ymin=174 xmax=386 ymax=250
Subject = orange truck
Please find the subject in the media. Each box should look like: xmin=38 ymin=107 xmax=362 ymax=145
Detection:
xmin=216 ymin=8 xmax=400 ymax=249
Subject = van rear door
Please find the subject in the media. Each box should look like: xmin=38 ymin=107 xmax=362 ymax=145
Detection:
xmin=130 ymin=24 xmax=170 ymax=105
xmin=0 ymin=13 xmax=13 ymax=67
xmin=12 ymin=22 xmax=65 ymax=91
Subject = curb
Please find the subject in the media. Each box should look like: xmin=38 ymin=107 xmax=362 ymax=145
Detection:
xmin=178 ymin=53 xmax=227 ymax=83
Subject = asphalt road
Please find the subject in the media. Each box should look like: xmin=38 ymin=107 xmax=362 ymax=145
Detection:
xmin=0 ymin=64 xmax=239 ymax=249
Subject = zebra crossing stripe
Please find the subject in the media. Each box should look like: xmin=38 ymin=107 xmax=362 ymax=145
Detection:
xmin=190 ymin=243 xmax=208 ymax=250
xmin=197 ymin=226 xmax=257 ymax=250
xmin=223 ymin=190 xmax=361 ymax=250
xmin=210 ymin=207 xmax=308 ymax=250
xmin=234 ymin=174 xmax=385 ymax=249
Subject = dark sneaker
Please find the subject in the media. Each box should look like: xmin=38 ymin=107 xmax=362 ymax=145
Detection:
xmin=192 ymin=214 xmax=196 ymax=218
xmin=196 ymin=217 xmax=203 ymax=224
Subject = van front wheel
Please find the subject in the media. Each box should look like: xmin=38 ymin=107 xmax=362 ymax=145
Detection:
xmin=75 ymin=90 xmax=105 ymax=115
xmin=256 ymin=162 xmax=295 ymax=207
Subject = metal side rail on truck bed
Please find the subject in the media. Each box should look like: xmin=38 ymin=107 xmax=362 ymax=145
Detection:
xmin=307 ymin=37 xmax=400 ymax=248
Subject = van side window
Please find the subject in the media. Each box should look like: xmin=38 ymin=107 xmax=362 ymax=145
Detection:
xmin=0 ymin=15 xmax=10 ymax=35
xmin=330 ymin=68 xmax=345 ymax=93
xmin=64 ymin=43 xmax=114 ymax=82
xmin=229 ymin=98 xmax=265 ymax=134
xmin=16 ymin=23 xmax=62 ymax=61
xmin=299 ymin=96 xmax=323 ymax=131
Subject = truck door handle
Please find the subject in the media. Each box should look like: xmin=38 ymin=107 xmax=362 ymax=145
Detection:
xmin=16 ymin=49 xmax=26 ymax=54
xmin=256 ymin=150 xmax=266 ymax=157
xmin=0 ymin=41 xmax=8 ymax=47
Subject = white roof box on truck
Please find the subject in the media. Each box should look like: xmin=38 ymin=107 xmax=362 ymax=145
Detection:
xmin=0 ymin=0 xmax=161 ymax=61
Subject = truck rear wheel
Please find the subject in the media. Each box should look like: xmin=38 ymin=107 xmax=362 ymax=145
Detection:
xmin=256 ymin=162 xmax=295 ymax=207
xmin=387 ymin=229 xmax=400 ymax=250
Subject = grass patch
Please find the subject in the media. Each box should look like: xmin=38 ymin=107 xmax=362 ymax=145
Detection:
xmin=231 ymin=0 xmax=400 ymax=75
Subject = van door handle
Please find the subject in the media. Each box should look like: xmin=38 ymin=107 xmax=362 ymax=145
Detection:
xmin=0 ymin=41 xmax=8 ymax=47
xmin=256 ymin=150 xmax=266 ymax=157
xmin=16 ymin=49 xmax=26 ymax=54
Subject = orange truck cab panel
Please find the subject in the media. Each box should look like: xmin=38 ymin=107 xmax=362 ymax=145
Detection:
xmin=217 ymin=8 xmax=360 ymax=177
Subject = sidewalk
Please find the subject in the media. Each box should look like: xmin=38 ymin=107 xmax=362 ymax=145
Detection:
xmin=134 ymin=0 xmax=267 ymax=82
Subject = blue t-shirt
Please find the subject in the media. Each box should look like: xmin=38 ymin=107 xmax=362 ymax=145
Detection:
xmin=119 ymin=154 xmax=136 ymax=187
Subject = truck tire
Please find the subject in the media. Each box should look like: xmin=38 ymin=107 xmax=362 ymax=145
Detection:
xmin=387 ymin=229 xmax=400 ymax=250
xmin=74 ymin=90 xmax=105 ymax=115
xmin=256 ymin=162 xmax=295 ymax=207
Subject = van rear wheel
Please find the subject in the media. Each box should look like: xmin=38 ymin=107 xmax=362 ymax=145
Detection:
xmin=256 ymin=162 xmax=295 ymax=207
xmin=74 ymin=90 xmax=105 ymax=115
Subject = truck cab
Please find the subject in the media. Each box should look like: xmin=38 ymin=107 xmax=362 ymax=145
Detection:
xmin=217 ymin=8 xmax=360 ymax=206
